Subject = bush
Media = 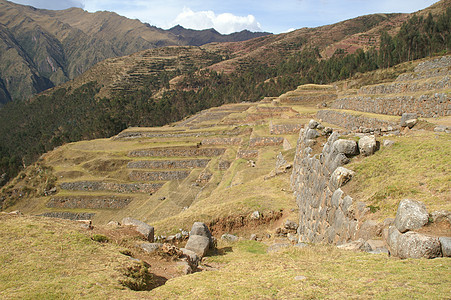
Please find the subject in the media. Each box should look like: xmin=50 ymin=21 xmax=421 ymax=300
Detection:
xmin=119 ymin=261 xmax=154 ymax=291
xmin=91 ymin=234 xmax=109 ymax=243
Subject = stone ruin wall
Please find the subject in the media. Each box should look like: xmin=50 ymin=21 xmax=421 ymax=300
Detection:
xmin=269 ymin=123 xmax=303 ymax=135
xmin=316 ymin=110 xmax=399 ymax=132
xmin=129 ymin=170 xmax=191 ymax=181
xmin=129 ymin=147 xmax=226 ymax=158
xmin=127 ymin=159 xmax=210 ymax=169
xmin=38 ymin=212 xmax=96 ymax=220
xmin=59 ymin=181 xmax=164 ymax=194
xmin=290 ymin=125 xmax=374 ymax=244
xmin=249 ymin=137 xmax=284 ymax=147
xmin=201 ymin=138 xmax=242 ymax=146
xmin=47 ymin=196 xmax=132 ymax=209
xmin=236 ymin=149 xmax=259 ymax=159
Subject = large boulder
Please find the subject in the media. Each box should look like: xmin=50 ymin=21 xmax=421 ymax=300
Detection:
xmin=330 ymin=167 xmax=355 ymax=189
xmin=305 ymin=128 xmax=319 ymax=139
xmin=439 ymin=237 xmax=451 ymax=257
xmin=332 ymin=139 xmax=359 ymax=157
xmin=139 ymin=243 xmax=162 ymax=254
xmin=400 ymin=113 xmax=418 ymax=127
xmin=185 ymin=222 xmax=214 ymax=257
xmin=386 ymin=226 xmax=402 ymax=257
xmin=394 ymin=199 xmax=429 ymax=233
xmin=397 ymin=232 xmax=441 ymax=259
xmin=122 ymin=217 xmax=154 ymax=242
xmin=358 ymin=135 xmax=377 ymax=156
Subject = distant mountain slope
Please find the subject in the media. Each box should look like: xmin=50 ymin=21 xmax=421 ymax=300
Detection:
xmin=0 ymin=0 xmax=270 ymax=103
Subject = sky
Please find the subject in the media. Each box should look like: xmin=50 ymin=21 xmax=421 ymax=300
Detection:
xmin=10 ymin=0 xmax=440 ymax=34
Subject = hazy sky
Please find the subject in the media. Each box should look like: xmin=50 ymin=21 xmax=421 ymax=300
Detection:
xmin=10 ymin=0 xmax=440 ymax=34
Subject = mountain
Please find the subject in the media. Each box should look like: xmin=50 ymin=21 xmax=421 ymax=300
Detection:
xmin=0 ymin=0 xmax=270 ymax=103
xmin=168 ymin=25 xmax=270 ymax=46
xmin=0 ymin=0 xmax=449 ymax=185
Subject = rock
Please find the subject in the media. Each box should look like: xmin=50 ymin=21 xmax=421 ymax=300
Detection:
xmin=221 ymin=233 xmax=239 ymax=242
xmin=107 ymin=221 xmax=120 ymax=227
xmin=308 ymin=119 xmax=319 ymax=129
xmin=267 ymin=243 xmax=290 ymax=253
xmin=122 ymin=217 xmax=155 ymax=242
xmin=360 ymin=239 xmax=386 ymax=253
xmin=332 ymin=139 xmax=359 ymax=157
xmin=305 ymin=128 xmax=319 ymax=139
xmin=434 ymin=125 xmax=449 ymax=132
xmin=189 ymin=222 xmax=212 ymax=239
xmin=287 ymin=233 xmax=298 ymax=243
xmin=405 ymin=119 xmax=417 ymax=129
xmin=386 ymin=226 xmax=402 ymax=257
xmin=439 ymin=237 xmax=451 ymax=257
xmin=394 ymin=199 xmax=429 ymax=233
xmin=330 ymin=167 xmax=355 ymax=189
xmin=400 ymin=113 xmax=418 ymax=127
xmin=180 ymin=248 xmax=200 ymax=267
xmin=383 ymin=139 xmax=395 ymax=147
xmin=294 ymin=275 xmax=307 ymax=281
xmin=337 ymin=239 xmax=365 ymax=251
xmin=177 ymin=260 xmax=194 ymax=275
xmin=78 ymin=220 xmax=92 ymax=230
xmin=250 ymin=234 xmax=257 ymax=241
xmin=284 ymin=220 xmax=298 ymax=230
xmin=294 ymin=242 xmax=308 ymax=249
xmin=358 ymin=135 xmax=377 ymax=156
xmin=185 ymin=222 xmax=213 ymax=257
xmin=250 ymin=211 xmax=261 ymax=220
xmin=397 ymin=232 xmax=441 ymax=259
xmin=429 ymin=210 xmax=451 ymax=224
xmin=139 ymin=243 xmax=163 ymax=254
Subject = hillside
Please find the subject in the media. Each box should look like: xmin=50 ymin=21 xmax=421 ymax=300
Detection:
xmin=0 ymin=53 xmax=450 ymax=298
xmin=0 ymin=0 xmax=270 ymax=103
xmin=0 ymin=1 xmax=449 ymax=189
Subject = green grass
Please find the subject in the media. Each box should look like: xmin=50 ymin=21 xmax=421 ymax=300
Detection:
xmin=344 ymin=131 xmax=451 ymax=220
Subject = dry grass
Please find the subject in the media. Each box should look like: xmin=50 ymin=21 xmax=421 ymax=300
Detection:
xmin=150 ymin=241 xmax=451 ymax=299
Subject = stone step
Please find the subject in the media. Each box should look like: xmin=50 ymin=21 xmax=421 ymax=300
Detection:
xmin=127 ymin=159 xmax=210 ymax=169
xmin=129 ymin=170 xmax=191 ymax=181
xmin=59 ymin=181 xmax=164 ymax=194
xmin=46 ymin=196 xmax=132 ymax=209
xmin=330 ymin=92 xmax=450 ymax=118
xmin=129 ymin=146 xmax=226 ymax=158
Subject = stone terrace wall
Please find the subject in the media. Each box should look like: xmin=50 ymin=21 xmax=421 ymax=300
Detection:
xmin=129 ymin=147 xmax=226 ymax=157
xmin=330 ymin=93 xmax=450 ymax=117
xmin=129 ymin=170 xmax=191 ymax=181
xmin=47 ymin=196 xmax=132 ymax=209
xmin=237 ymin=149 xmax=258 ymax=159
xmin=38 ymin=212 xmax=96 ymax=220
xmin=201 ymin=138 xmax=242 ymax=146
xmin=317 ymin=110 xmax=399 ymax=131
xmin=60 ymin=181 xmax=164 ymax=194
xmin=291 ymin=125 xmax=373 ymax=244
xmin=279 ymin=93 xmax=337 ymax=104
xmin=269 ymin=123 xmax=303 ymax=135
xmin=127 ymin=159 xmax=210 ymax=169
xmin=249 ymin=137 xmax=284 ymax=147
xmin=360 ymin=76 xmax=449 ymax=95
xmin=256 ymin=106 xmax=293 ymax=112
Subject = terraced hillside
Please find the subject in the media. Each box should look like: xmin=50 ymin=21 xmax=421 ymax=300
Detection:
xmin=0 ymin=55 xmax=450 ymax=298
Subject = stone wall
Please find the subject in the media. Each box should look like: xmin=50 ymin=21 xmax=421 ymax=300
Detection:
xmin=256 ymin=106 xmax=293 ymax=112
xmin=47 ymin=196 xmax=132 ymax=209
xmin=279 ymin=93 xmax=337 ymax=104
xmin=129 ymin=170 xmax=191 ymax=181
xmin=290 ymin=124 xmax=375 ymax=244
xmin=38 ymin=212 xmax=96 ymax=220
xmin=249 ymin=137 xmax=284 ymax=147
xmin=237 ymin=149 xmax=259 ymax=159
xmin=127 ymin=159 xmax=210 ymax=169
xmin=360 ymin=76 xmax=449 ymax=95
xmin=60 ymin=181 xmax=164 ymax=194
xmin=316 ymin=110 xmax=399 ymax=131
xmin=269 ymin=123 xmax=303 ymax=135
xmin=201 ymin=138 xmax=242 ymax=146
xmin=330 ymin=93 xmax=450 ymax=117
xmin=129 ymin=147 xmax=226 ymax=158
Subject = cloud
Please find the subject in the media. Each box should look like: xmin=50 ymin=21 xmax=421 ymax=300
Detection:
xmin=171 ymin=7 xmax=262 ymax=34
xmin=11 ymin=0 xmax=84 ymax=10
